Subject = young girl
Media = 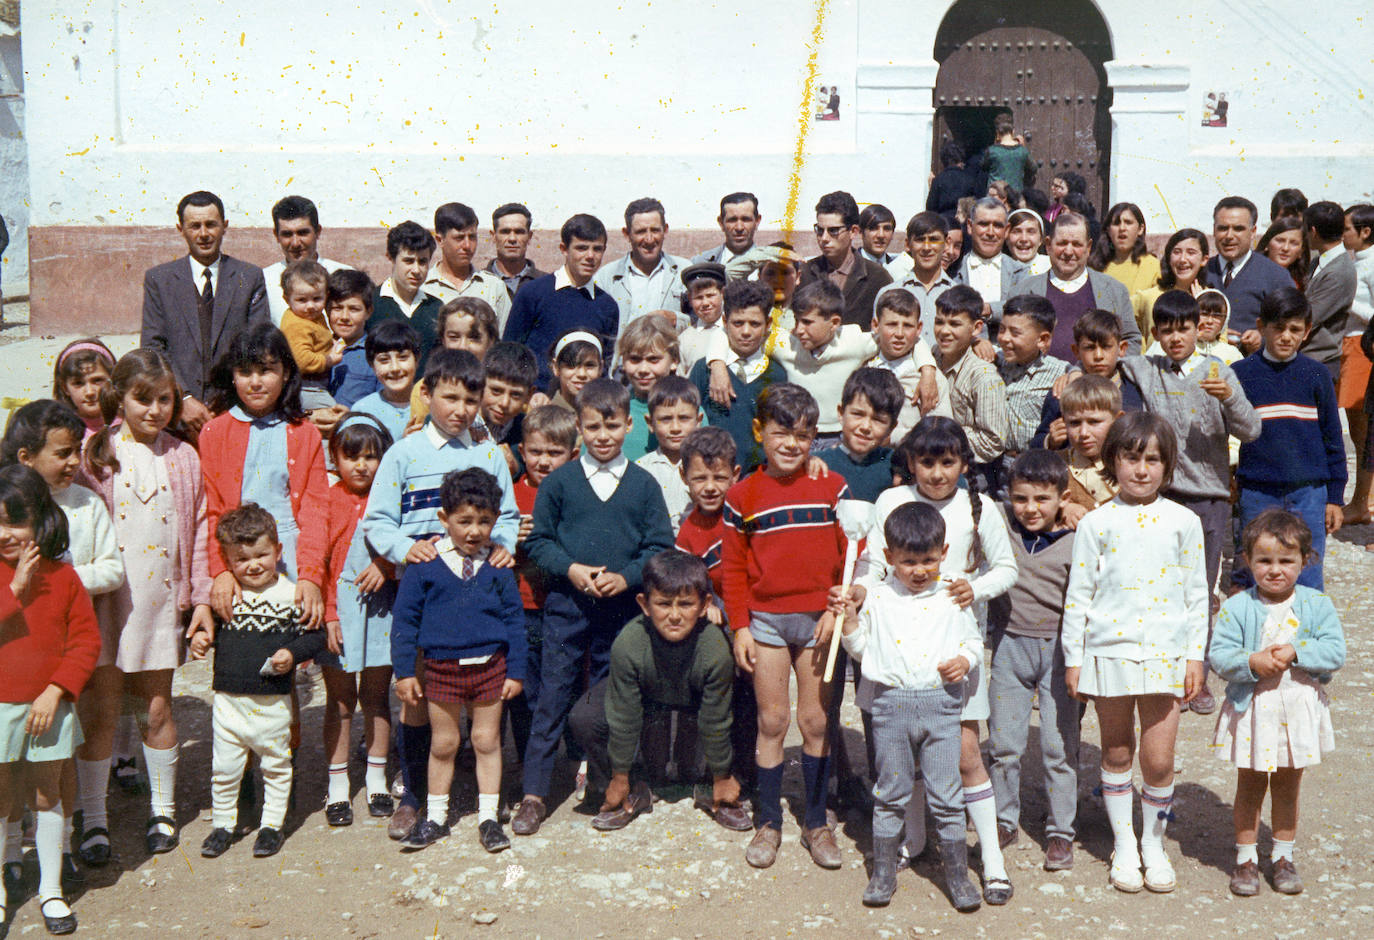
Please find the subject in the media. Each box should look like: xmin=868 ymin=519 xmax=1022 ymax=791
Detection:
xmin=0 ymin=465 xmax=100 ymax=936
xmin=51 ymin=339 xmax=116 ymax=441
xmin=854 ymin=416 xmax=1018 ymax=904
xmin=547 ymin=330 xmax=604 ymax=412
xmin=1210 ymin=509 xmax=1344 ymax=897
xmin=618 ymin=316 xmax=680 ymax=461
xmin=1091 ymin=202 xmax=1162 ymax=298
xmin=83 ymin=349 xmax=213 ymax=856
xmin=319 ymin=415 xmax=397 ymax=827
xmin=1062 ymin=412 xmax=1208 ymax=894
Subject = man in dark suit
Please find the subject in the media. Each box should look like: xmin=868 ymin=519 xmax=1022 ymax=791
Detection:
xmin=797 ymin=190 xmax=892 ymax=329
xmin=1206 ymin=195 xmax=1293 ymax=353
xmin=141 ymin=191 xmax=269 ymax=430
xmin=1301 ymin=200 xmax=1359 ymax=385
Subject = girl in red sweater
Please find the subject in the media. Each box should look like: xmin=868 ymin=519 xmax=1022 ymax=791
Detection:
xmin=0 ymin=465 xmax=100 ymax=935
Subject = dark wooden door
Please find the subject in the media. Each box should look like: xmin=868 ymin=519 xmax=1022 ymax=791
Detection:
xmin=932 ymin=0 xmax=1112 ymax=213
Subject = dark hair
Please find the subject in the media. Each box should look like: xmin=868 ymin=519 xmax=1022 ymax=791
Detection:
xmin=624 ymin=197 xmax=667 ymax=229
xmin=439 ymin=467 xmax=502 ymax=516
xmin=176 ymin=190 xmax=224 ymax=223
xmin=874 ymin=287 xmax=920 ymax=321
xmin=438 ymin=297 xmax=500 ymax=347
xmin=905 ymin=210 xmax=948 ymax=242
xmin=939 ymin=140 xmax=965 ymax=168
xmin=1197 ymin=289 xmax=1229 ymax=324
xmin=365 ymin=319 xmax=421 ymax=364
xmin=1158 ymin=228 xmax=1211 ymax=290
xmin=859 ymin=204 xmax=896 ymax=231
xmin=423 ymin=348 xmax=485 ymax=394
xmin=271 ymin=195 xmax=320 ymax=232
xmin=434 ymin=202 xmax=479 ymax=235
xmin=755 ymin=383 xmax=820 ymax=432
xmin=521 ymin=405 xmax=579 ymax=451
xmin=1151 ymin=289 xmax=1200 ymax=329
xmin=719 ymin=192 xmax=759 ymax=217
xmin=1089 ymin=202 xmax=1149 ymax=270
xmin=894 ymin=416 xmax=983 ymax=570
xmin=1 ymin=400 xmax=85 ymax=467
xmin=1347 ymin=204 xmax=1374 ymax=243
xmin=1101 ymin=412 xmax=1176 ymax=488
xmin=1269 ymin=188 xmax=1308 ymax=223
xmin=484 ymin=341 xmax=538 ymax=391
xmin=52 ymin=338 xmax=115 ymax=407
xmin=993 ymin=112 xmax=1015 ymax=136
xmin=724 ymin=279 xmax=773 ymax=318
xmin=86 ymin=349 xmax=184 ymax=477
xmin=841 ymin=367 xmax=904 ymax=425
xmin=0 ymin=464 xmax=69 ymax=559
xmin=281 ymin=258 xmax=328 ymax=297
xmin=1256 ymin=216 xmax=1310 ymax=287
xmin=1072 ymin=308 xmax=1123 ymax=347
xmin=815 ymin=190 xmax=861 ymax=228
xmin=1213 ymin=195 xmax=1259 ymax=227
xmin=1241 ymin=507 xmax=1314 ymax=561
xmin=680 ymin=426 xmax=737 ymax=470
xmin=934 ymin=284 xmax=984 ymax=321
xmin=385 ymin=220 xmax=436 ymax=259
xmin=208 ymin=323 xmax=304 ymax=420
xmin=575 ymin=377 xmax=631 ymax=420
xmin=1061 ymin=194 xmax=1097 ymax=234
xmin=1021 ymin=187 xmax=1051 ymax=216
xmin=216 ymin=502 xmax=279 ymax=549
xmin=1303 ymin=201 xmax=1345 ymax=244
xmin=327 ymin=268 xmax=375 ymax=311
xmin=1003 ymin=294 xmax=1056 ymax=333
xmin=491 ymin=202 xmax=532 ymax=228
xmin=641 ymin=549 xmax=712 ymax=600
xmin=550 ymin=329 xmax=604 ymax=373
xmin=647 ymin=374 xmax=701 ymax=414
xmin=1257 ymin=286 xmax=1312 ymax=327
xmin=1007 ymin=448 xmax=1069 ymax=491
xmin=884 ymin=501 xmax=946 ymax=555
xmin=1058 ymin=172 xmax=1087 ymax=196
xmin=560 ymin=214 xmax=607 ymax=245
xmin=329 ymin=413 xmax=394 ymax=467
xmin=791 ymin=279 xmax=844 ymax=320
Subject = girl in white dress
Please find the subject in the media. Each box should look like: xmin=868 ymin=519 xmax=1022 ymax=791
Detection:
xmin=1210 ymin=509 xmax=1344 ymax=897
xmin=1062 ymin=413 xmax=1208 ymax=894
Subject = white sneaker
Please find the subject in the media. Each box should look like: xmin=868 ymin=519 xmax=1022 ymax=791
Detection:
xmin=1143 ymin=852 xmax=1176 ymax=892
xmin=1109 ymin=849 xmax=1144 ymax=893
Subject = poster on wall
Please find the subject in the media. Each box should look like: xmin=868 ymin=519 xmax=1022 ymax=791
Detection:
xmin=815 ymin=84 xmax=841 ymax=121
xmin=1201 ymin=91 xmax=1229 ymax=127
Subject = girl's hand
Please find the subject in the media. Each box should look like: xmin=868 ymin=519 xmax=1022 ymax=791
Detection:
xmin=805 ymin=456 xmax=829 ymax=480
xmin=1270 ymin=643 xmax=1297 ymax=670
xmin=186 ymin=603 xmax=215 ymax=643
xmin=9 ymin=542 xmax=40 ymax=602
xmin=1182 ymin=659 xmax=1205 ymax=702
xmin=210 ymin=571 xmax=241 ymax=621
xmin=296 ymin=581 xmax=325 ymax=629
xmin=354 ymin=562 xmax=387 ymax=594
xmin=405 ymin=536 xmax=441 ymax=565
xmin=946 ymin=578 xmax=975 ymax=608
xmin=708 ymin=361 xmax=736 ymax=407
xmin=732 ymin=628 xmax=757 ymax=674
xmin=326 ymin=620 xmax=343 ymax=655
xmin=25 ymin=684 xmax=64 ymax=738
xmin=188 ymin=629 xmax=212 ymax=659
xmin=1064 ymin=666 xmax=1086 ymax=702
xmin=1248 ymin=649 xmax=1282 ymax=678
xmin=937 ymin=655 xmax=970 ymax=683
xmin=500 ymin=678 xmax=523 ymax=701
xmin=489 ymin=546 xmax=516 ymax=569
xmin=395 ymin=677 xmax=423 ymax=707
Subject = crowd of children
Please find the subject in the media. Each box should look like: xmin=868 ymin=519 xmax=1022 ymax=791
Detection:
xmin=1 ymin=185 xmax=1368 ymax=934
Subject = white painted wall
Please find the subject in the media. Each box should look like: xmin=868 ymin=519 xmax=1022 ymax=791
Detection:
xmin=0 ymin=27 xmax=28 ymax=297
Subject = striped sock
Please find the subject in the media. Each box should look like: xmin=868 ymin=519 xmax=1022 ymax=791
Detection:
xmin=1101 ymin=769 xmax=1137 ymax=859
xmin=327 ymin=762 xmax=350 ymax=805
xmin=1140 ymin=783 xmax=1174 ymax=867
xmin=365 ymin=756 xmax=388 ymax=797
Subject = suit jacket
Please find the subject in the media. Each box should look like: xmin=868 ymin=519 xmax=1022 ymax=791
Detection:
xmin=954 ymin=253 xmax=1028 ymax=325
xmin=1013 ymin=269 xmax=1142 ymax=355
xmin=141 ymin=254 xmax=269 ymax=401
xmin=1301 ymin=250 xmax=1358 ymax=366
xmin=799 ymin=252 xmax=893 ymax=329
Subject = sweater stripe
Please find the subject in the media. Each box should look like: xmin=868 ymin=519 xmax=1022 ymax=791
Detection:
xmin=1254 ymin=403 xmax=1319 ymax=421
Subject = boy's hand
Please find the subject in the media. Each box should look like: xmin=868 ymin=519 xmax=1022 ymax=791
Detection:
xmin=25 ymin=684 xmax=64 ymax=738
xmin=1325 ymin=503 xmax=1343 ymax=534
xmin=712 ymin=774 xmax=741 ymax=808
xmin=500 ymin=678 xmax=524 ymax=701
xmin=1059 ymin=501 xmax=1088 ymax=530
xmin=1051 ymin=372 xmax=1078 ymax=398
xmin=269 ymin=648 xmax=296 ymax=675
xmin=1199 ymin=376 xmax=1232 ymax=401
xmin=326 ymin=620 xmax=344 ymax=655
xmin=528 ymin=391 xmax=551 ymax=409
xmin=210 ymin=570 xmax=242 ymax=621
xmin=354 ymin=561 xmax=388 ymax=594
xmin=732 ymin=628 xmax=757 ymax=674
xmin=811 ymin=610 xmax=836 ymax=649
xmin=945 ymin=578 xmax=974 ymax=608
xmin=9 ymin=541 xmax=40 ymax=602
xmin=592 ymin=570 xmax=628 ymax=597
xmin=972 ymin=338 xmax=997 ymax=362
xmin=489 ymin=545 xmax=516 ymax=569
xmin=395 ymin=677 xmax=423 ymax=707
xmin=937 ymin=655 xmax=970 ymax=683
xmin=500 ymin=443 xmax=519 ymax=477
xmin=568 ymin=563 xmax=605 ymax=595
xmin=708 ymin=361 xmax=736 ymax=407
xmin=1181 ymin=659 xmax=1205 ymax=702
xmin=1064 ymin=666 xmax=1086 ymax=702
xmin=602 ymin=772 xmax=630 ymax=811
xmin=805 ymin=455 xmax=829 ymax=480
xmin=1046 ymin=417 xmax=1067 ymax=449
xmin=189 ymin=628 xmax=212 ymax=659
xmin=916 ymin=365 xmax=939 ymax=414
xmin=704 ymin=602 xmax=724 ymax=626
xmin=517 ymin=514 xmax=535 ymax=543
xmin=1238 ymin=329 xmax=1262 ymax=354
xmin=405 ymin=536 xmax=441 ymax=565
xmin=296 ymin=581 xmax=325 ymax=628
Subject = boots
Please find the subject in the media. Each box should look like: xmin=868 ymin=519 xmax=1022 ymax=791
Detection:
xmin=939 ymin=839 xmax=982 ymax=912
xmin=863 ymin=836 xmax=901 ymax=906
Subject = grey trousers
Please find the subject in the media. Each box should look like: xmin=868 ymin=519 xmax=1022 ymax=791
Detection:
xmin=987 ymin=633 xmax=1079 ymax=839
xmin=869 ymin=684 xmax=965 ymax=842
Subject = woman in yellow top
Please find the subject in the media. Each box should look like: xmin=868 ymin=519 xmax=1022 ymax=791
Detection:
xmin=1090 ymin=202 xmax=1161 ymax=298
xmin=1130 ymin=227 xmax=1211 ymax=338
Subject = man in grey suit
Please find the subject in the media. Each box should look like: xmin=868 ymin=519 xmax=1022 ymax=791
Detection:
xmin=1011 ymin=211 xmax=1141 ymax=361
xmin=955 ymin=197 xmax=1028 ymax=337
xmin=141 ymin=190 xmax=269 ymax=431
xmin=692 ymin=191 xmax=777 ymax=280
xmin=1300 ymin=200 xmax=1358 ymax=386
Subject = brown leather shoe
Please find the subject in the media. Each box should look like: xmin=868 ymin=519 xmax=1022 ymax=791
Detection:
xmin=387 ymin=803 xmax=418 ymax=841
xmin=745 ymin=826 xmax=781 ymax=869
xmin=997 ymin=824 xmax=1019 ymax=849
xmin=1271 ymin=857 xmax=1303 ymax=895
xmin=511 ymin=798 xmax=547 ymax=836
xmin=801 ymin=825 xmax=843 ymax=869
xmin=712 ymin=802 xmax=754 ymax=832
xmin=1229 ymin=859 xmax=1261 ymax=896
xmin=591 ymin=781 xmax=653 ymax=831
xmin=1044 ymin=836 xmax=1074 ymax=871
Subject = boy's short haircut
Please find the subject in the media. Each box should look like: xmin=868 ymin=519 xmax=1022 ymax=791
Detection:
xmin=724 ymin=279 xmax=773 ymax=317
xmin=438 ymin=297 xmax=500 ymax=345
xmin=1270 ymin=188 xmax=1308 ymax=222
xmin=386 ymin=220 xmax=436 ymax=259
xmin=875 ymin=287 xmax=920 ymax=321
xmin=1072 ymin=308 xmax=1123 ymax=346
xmin=560 ymin=213 xmax=607 ymax=245
xmin=280 ymin=258 xmax=329 ymax=296
xmin=841 ymin=367 xmax=905 ymax=425
xmin=884 ymin=501 xmax=946 ymax=555
xmin=1240 ymin=507 xmax=1314 ymax=561
xmin=814 ymin=190 xmax=861 ymax=228
xmin=680 ymin=426 xmax=737 ymax=470
xmin=905 ymin=210 xmax=948 ymax=241
xmin=859 ymin=204 xmax=896 ymax=231
xmin=719 ymin=192 xmax=759 ymax=216
xmin=216 ymin=502 xmax=279 ymax=549
xmin=791 ymin=279 xmax=844 ymax=320
xmin=491 ymin=202 xmax=532 ymax=228
xmin=934 ymin=284 xmax=984 ymax=321
xmin=423 ymin=348 xmax=485 ymax=394
xmin=365 ymin=319 xmax=421 ymax=364
xmin=1257 ymin=285 xmax=1312 ymax=327
xmin=1347 ymin=204 xmax=1374 ymax=239
xmin=1101 ymin=412 xmax=1176 ymax=488
xmin=755 ymin=382 xmax=820 ymax=431
xmin=575 ymin=377 xmax=631 ymax=420
xmin=616 ymin=315 xmax=679 ymax=363
xmin=521 ymin=404 xmax=579 ymax=451
xmin=939 ymin=140 xmax=965 ymax=168
xmin=1152 ymin=289 xmax=1201 ymax=328
xmin=1303 ymin=201 xmax=1345 ymax=243
xmin=1002 ymin=293 xmax=1056 ymax=333
xmin=329 ymin=413 xmax=394 ymax=464
xmin=647 ymin=374 xmax=701 ymax=414
xmin=483 ymin=341 xmax=539 ymax=391
xmin=271 ymin=195 xmax=320 ymax=231
xmin=624 ymin=197 xmax=666 ymax=228
xmin=1196 ymin=289 xmax=1230 ymax=322
xmin=1213 ymin=195 xmax=1259 ymax=226
xmin=177 ymin=190 xmax=225 ymax=222
xmin=1008 ymin=449 xmax=1070 ymax=491
xmin=1059 ymin=373 xmax=1122 ymax=417
xmin=327 ymin=268 xmax=375 ymax=311
xmin=439 ymin=467 xmax=503 ymax=516
xmin=433 ymin=202 xmax=479 ymax=234
xmin=994 ymin=112 xmax=1015 ymax=135
xmin=641 ymin=549 xmax=712 ymax=601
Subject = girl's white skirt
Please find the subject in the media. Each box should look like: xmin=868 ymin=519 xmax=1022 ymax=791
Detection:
xmin=1079 ymin=654 xmax=1185 ymax=698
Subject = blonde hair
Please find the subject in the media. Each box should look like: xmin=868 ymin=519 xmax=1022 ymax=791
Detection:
xmin=1059 ymin=374 xmax=1122 ymax=417
xmin=616 ymin=315 xmax=679 ymax=363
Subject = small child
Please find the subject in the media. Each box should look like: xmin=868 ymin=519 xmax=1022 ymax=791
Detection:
xmin=191 ymin=505 xmax=324 ymax=860
xmin=1032 ymin=309 xmax=1141 ymax=449
xmin=352 ymin=320 xmax=421 ymax=443
xmin=933 ymin=285 xmax=1011 ymax=492
xmin=868 ymin=287 xmax=950 ymax=443
xmin=1210 ymin=509 xmax=1344 ymax=897
xmin=839 ymin=502 xmax=982 ymax=911
xmin=279 ymin=260 xmax=341 ymax=411
xmin=997 ymin=295 xmax=1069 ymax=467
xmin=326 ymin=269 xmax=381 ymax=409
xmin=1062 ymin=413 xmax=1209 ymax=894
xmin=635 ymin=375 xmax=702 ymax=524
xmin=50 ymin=339 xmax=115 ymax=440
xmin=391 ymin=469 xmax=526 ymax=852
xmin=547 ymin=330 xmax=605 ymax=413
xmin=406 ymin=298 xmax=501 ymax=433
xmin=619 ymin=316 xmax=681 ymax=461
xmin=819 ymin=367 xmax=902 ymax=503
xmin=677 ymin=262 xmax=727 ymax=377
xmin=1058 ymin=375 xmax=1123 ymax=525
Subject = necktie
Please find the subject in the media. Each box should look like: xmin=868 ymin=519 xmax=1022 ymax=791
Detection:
xmin=198 ymin=268 xmax=215 ymax=387
xmin=735 ymin=359 xmax=750 ymax=383
xmin=462 ymin=556 xmax=475 ymax=579
xmin=1222 ymin=262 xmax=1234 ymax=288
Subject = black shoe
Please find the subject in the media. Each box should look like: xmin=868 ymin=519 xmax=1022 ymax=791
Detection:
xmin=200 ymin=828 xmax=234 ymax=858
xmin=4 ymin=861 xmax=28 ymax=906
xmin=145 ymin=816 xmax=178 ymax=855
xmin=60 ymin=853 xmax=83 ymax=890
xmin=367 ymin=793 xmax=394 ymax=818
xmin=111 ymin=758 xmax=145 ymax=795
xmin=478 ymin=819 xmax=510 ymax=853
xmin=76 ymin=826 xmax=111 ymax=868
xmin=252 ymin=827 xmax=284 ymax=858
xmin=325 ymin=802 xmax=353 ymax=827
xmin=40 ymin=897 xmax=77 ymax=936
xmin=400 ymin=818 xmax=450 ymax=850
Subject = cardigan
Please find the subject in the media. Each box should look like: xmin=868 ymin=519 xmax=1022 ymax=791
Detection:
xmin=198 ymin=412 xmax=330 ymax=586
xmin=323 ymin=483 xmax=383 ymax=623
xmin=1208 ymin=586 xmax=1344 ymax=715
xmin=280 ymin=309 xmax=335 ymax=376
xmin=0 ymin=559 xmax=101 ymax=703
xmin=211 ymin=576 xmax=326 ymax=696
xmin=54 ymin=483 xmax=124 ymax=596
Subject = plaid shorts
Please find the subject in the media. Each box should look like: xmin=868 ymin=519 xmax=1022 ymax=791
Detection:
xmin=422 ymin=653 xmax=507 ymax=704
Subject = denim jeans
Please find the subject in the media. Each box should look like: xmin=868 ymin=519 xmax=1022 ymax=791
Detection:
xmin=1232 ymin=483 xmax=1328 ymax=590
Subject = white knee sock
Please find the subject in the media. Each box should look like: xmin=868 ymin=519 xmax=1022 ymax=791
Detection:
xmin=3 ymin=818 xmax=20 ymax=864
xmin=427 ymin=794 xmax=449 ymax=826
xmin=1272 ymin=839 xmax=1295 ymax=863
xmin=1101 ymin=769 xmax=1138 ymax=860
xmin=477 ymin=793 xmax=499 ymax=825
xmin=327 ymin=763 xmax=350 ymax=805
xmin=143 ymin=742 xmax=178 ymax=833
xmin=35 ymin=804 xmax=64 ymax=902
xmin=365 ymin=756 xmax=388 ymax=797
xmin=75 ymin=757 xmax=111 ymax=843
xmin=1139 ymin=782 xmax=1174 ymax=867
xmin=963 ymin=782 xmax=1007 ymax=881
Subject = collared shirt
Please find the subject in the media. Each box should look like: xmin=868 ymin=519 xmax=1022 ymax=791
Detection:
xmin=635 ymin=450 xmax=692 ymax=522
xmin=435 ymin=536 xmax=495 ymax=664
xmin=188 ymin=254 xmax=221 ymax=295
xmin=726 ymin=347 xmax=771 ymax=384
xmin=1310 ymin=242 xmax=1347 ymax=281
xmin=554 ymin=265 xmax=596 ymax=300
xmin=860 ymin=248 xmax=897 ymax=267
xmin=422 ymin=263 xmax=513 ymax=330
xmin=595 ymin=253 xmax=688 ymax=335
xmin=484 ymin=258 xmax=545 ymax=298
xmin=423 ymin=420 xmax=474 ymax=450
xmin=379 ymin=277 xmax=432 ymax=318
xmin=941 ymin=346 xmax=1010 ymax=464
xmin=965 ymin=252 xmax=1004 ymax=302
xmin=581 ymin=451 xmax=629 ymax=501
xmin=998 ymin=353 xmax=1069 ymax=452
xmin=1221 ymin=250 xmax=1253 ymax=284
xmin=884 ymin=268 xmax=956 ymax=349
xmin=1049 ymin=269 xmax=1089 ymax=294
xmin=821 ymin=249 xmax=857 ymax=291
xmin=1068 ymin=450 xmax=1117 ymax=507
xmin=1261 ymin=347 xmax=1298 ymax=364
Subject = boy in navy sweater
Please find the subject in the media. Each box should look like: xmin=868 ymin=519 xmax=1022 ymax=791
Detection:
xmin=819 ymin=367 xmax=902 ymax=502
xmin=392 ymin=468 xmax=526 ymax=853
xmin=513 ymin=378 xmax=676 ymax=834
xmin=1231 ymin=286 xmax=1346 ymax=590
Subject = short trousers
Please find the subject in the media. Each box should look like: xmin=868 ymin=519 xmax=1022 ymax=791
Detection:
xmin=422 ymin=652 xmax=507 ymax=704
xmin=748 ymin=610 xmax=823 ymax=649
xmin=0 ymin=699 xmax=83 ymax=763
xmin=1338 ymin=335 xmax=1371 ymax=409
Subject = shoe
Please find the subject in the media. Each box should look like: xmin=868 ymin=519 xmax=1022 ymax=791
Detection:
xmin=1143 ymin=853 xmax=1176 ymax=893
xmin=1044 ymin=836 xmax=1074 ymax=871
xmin=592 ymin=781 xmax=653 ymax=831
xmin=59 ymin=853 xmax=83 ymax=890
xmin=511 ymin=798 xmax=547 ymax=836
xmin=200 ymin=828 xmax=234 ymax=858
xmin=745 ymin=826 xmax=781 ymax=869
xmin=983 ymin=874 xmax=1013 ymax=905
xmin=1272 ymin=857 xmax=1303 ymax=895
xmin=325 ymin=802 xmax=353 ymax=827
xmin=573 ymin=762 xmax=588 ymax=803
xmin=387 ymin=803 xmax=418 ymax=841
xmin=367 ymin=793 xmax=394 ymax=818
xmin=997 ymin=823 xmax=1018 ymax=849
xmin=39 ymin=897 xmax=77 ymax=936
xmin=252 ymin=827 xmax=284 ymax=858
xmin=478 ymin=819 xmax=511 ymax=853
xmin=938 ymin=839 xmax=981 ymax=912
xmin=800 ymin=825 xmax=842 ymax=870
xmin=145 ymin=816 xmax=179 ymax=855
xmin=1190 ymin=686 xmax=1217 ymax=715
xmin=863 ymin=835 xmax=901 ymax=906
xmin=76 ymin=826 xmax=111 ymax=868
xmin=3 ymin=861 xmax=28 ymax=906
xmin=112 ymin=757 xmax=145 ymax=795
xmin=1229 ymin=859 xmax=1261 ymax=896
xmin=1109 ymin=849 xmax=1144 ymax=893
xmin=710 ymin=802 xmax=753 ymax=832
xmin=400 ymin=818 xmax=449 ymax=850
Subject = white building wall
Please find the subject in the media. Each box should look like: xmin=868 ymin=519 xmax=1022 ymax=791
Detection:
xmin=1 ymin=26 xmax=28 ymax=298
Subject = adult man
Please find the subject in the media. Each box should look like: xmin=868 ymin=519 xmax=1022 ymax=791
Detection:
xmin=595 ymin=197 xmax=690 ymax=335
xmin=141 ymin=190 xmax=268 ymax=430
xmin=1205 ymin=195 xmax=1293 ymax=352
xmin=692 ymin=192 xmax=776 ymax=280
xmin=261 ymin=195 xmax=350 ymax=326
xmin=1011 ymin=212 xmax=1141 ymax=361
xmin=485 ymin=202 xmax=547 ymax=299
xmin=878 ymin=211 xmax=956 ymax=350
xmin=1300 ymin=200 xmax=1358 ymax=385
xmin=955 ymin=197 xmax=1028 ymax=332
xmin=797 ymin=190 xmax=892 ymax=329
xmin=423 ymin=202 xmax=513 ymax=329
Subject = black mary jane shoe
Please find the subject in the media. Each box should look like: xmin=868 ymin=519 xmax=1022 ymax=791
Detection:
xmin=145 ymin=816 xmax=179 ymax=855
xmin=200 ymin=828 xmax=234 ymax=859
xmin=252 ymin=827 xmax=284 ymax=858
xmin=76 ymin=826 xmax=111 ymax=868
xmin=40 ymin=897 xmax=78 ymax=936
xmin=325 ymin=802 xmax=354 ymax=827
xmin=60 ymin=854 xmax=83 ymax=890
xmin=367 ymin=793 xmax=395 ymax=818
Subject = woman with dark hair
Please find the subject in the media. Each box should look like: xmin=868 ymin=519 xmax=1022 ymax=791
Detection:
xmin=1257 ymin=216 xmax=1310 ymax=291
xmin=1131 ymin=227 xmax=1210 ymax=338
xmin=1045 ymin=171 xmax=1087 ymax=222
xmin=1092 ymin=203 xmax=1161 ymax=297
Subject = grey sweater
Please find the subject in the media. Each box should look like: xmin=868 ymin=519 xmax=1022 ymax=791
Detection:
xmin=1119 ymin=354 xmax=1261 ymax=500
xmin=988 ymin=509 xmax=1075 ymax=640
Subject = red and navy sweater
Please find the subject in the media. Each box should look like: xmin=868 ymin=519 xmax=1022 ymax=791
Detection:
xmin=676 ymin=507 xmax=726 ymax=600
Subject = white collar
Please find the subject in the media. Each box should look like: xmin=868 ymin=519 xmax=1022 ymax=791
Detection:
xmin=1050 ymin=268 xmax=1089 ymax=292
xmin=1261 ymin=347 xmax=1297 ymax=364
xmin=1317 ymin=243 xmax=1346 ymax=268
xmin=379 ymin=276 xmax=429 ymax=309
xmin=725 ymin=346 xmax=766 ymax=367
xmin=436 ymin=536 xmax=488 ymax=578
xmin=580 ymin=451 xmax=628 ymax=478
xmin=1222 ymin=250 xmax=1252 ymax=275
xmin=967 ymin=252 xmax=1002 ymax=268
xmin=554 ymin=265 xmax=595 ymax=298
xmin=188 ymin=254 xmax=221 ymax=283
xmin=423 ymin=420 xmax=473 ymax=449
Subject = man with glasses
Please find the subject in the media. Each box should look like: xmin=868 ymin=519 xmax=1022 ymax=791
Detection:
xmin=798 ymin=190 xmax=892 ymax=328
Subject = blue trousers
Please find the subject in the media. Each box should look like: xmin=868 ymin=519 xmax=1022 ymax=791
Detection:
xmin=1232 ymin=483 xmax=1328 ymax=590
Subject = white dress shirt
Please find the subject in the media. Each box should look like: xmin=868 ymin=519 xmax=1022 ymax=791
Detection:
xmin=724 ymin=346 xmax=771 ymax=384
xmin=581 ymin=452 xmax=629 ymax=501
xmin=966 ymin=253 xmax=1004 ymax=303
xmin=423 ymin=420 xmax=473 ymax=449
xmin=188 ymin=255 xmax=221 ymax=295
xmin=379 ymin=277 xmax=432 ymax=318
xmin=842 ymin=576 xmax=982 ymax=694
xmin=634 ymin=450 xmax=691 ymax=522
xmin=554 ymin=265 xmax=596 ymax=299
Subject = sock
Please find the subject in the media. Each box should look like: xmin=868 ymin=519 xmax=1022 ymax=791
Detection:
xmin=1236 ymin=842 xmax=1258 ymax=866
xmin=35 ymin=804 xmax=63 ymax=902
xmin=327 ymin=763 xmax=350 ymax=805
xmin=0 ymin=820 xmax=8 ymax=870
xmin=963 ymin=782 xmax=1007 ymax=881
xmin=76 ymin=757 xmax=111 ymax=841
xmin=143 ymin=743 xmax=178 ymax=835
xmin=3 ymin=818 xmax=20 ymax=863
xmin=478 ymin=793 xmax=499 ymax=825
xmin=1272 ymin=839 xmax=1295 ymax=863
xmin=756 ymin=763 xmax=784 ymax=831
xmin=1100 ymin=768 xmax=1138 ymax=860
xmin=62 ymin=814 xmax=73 ymax=854
xmin=397 ymin=723 xmax=431 ymax=809
xmin=1139 ymin=782 xmax=1174 ymax=867
xmin=289 ymin=721 xmax=301 ymax=754
xmin=113 ymin=714 xmax=138 ymax=765
xmin=427 ymin=794 xmax=449 ymax=826
xmin=800 ymin=753 xmax=829 ymax=830
xmin=365 ymin=756 xmax=388 ymax=797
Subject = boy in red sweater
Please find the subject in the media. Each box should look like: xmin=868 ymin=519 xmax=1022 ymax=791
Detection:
xmin=722 ymin=383 xmax=848 ymax=871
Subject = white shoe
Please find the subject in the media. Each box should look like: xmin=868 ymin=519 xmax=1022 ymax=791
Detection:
xmin=1109 ymin=850 xmax=1144 ymax=893
xmin=1143 ymin=853 xmax=1176 ymax=892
